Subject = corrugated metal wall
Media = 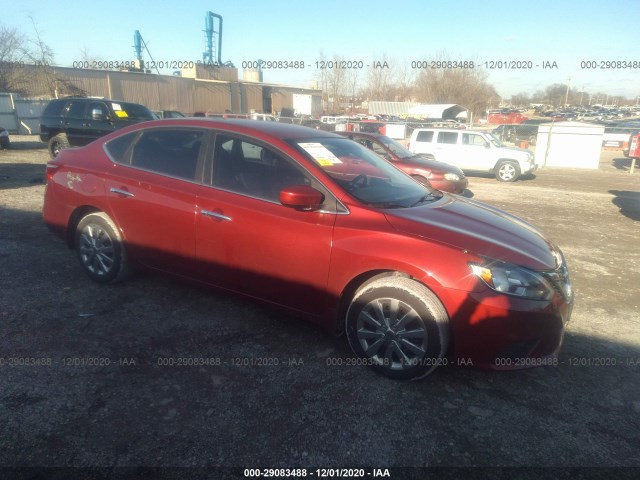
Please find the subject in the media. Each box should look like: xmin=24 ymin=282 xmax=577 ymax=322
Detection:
xmin=7 ymin=65 xmax=321 ymax=117
xmin=0 ymin=94 xmax=17 ymax=132
xmin=368 ymin=101 xmax=419 ymax=115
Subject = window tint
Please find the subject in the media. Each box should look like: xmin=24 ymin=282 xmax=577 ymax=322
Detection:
xmin=416 ymin=131 xmax=434 ymax=142
xmin=87 ymin=102 xmax=109 ymax=119
xmin=43 ymin=100 xmax=67 ymax=117
xmin=130 ymin=129 xmax=203 ymax=180
xmin=370 ymin=141 xmax=390 ymax=158
xmin=112 ymin=102 xmax=155 ymax=121
xmin=436 ymin=132 xmax=459 ymax=144
xmin=65 ymin=101 xmax=86 ymax=118
xmin=462 ymin=133 xmax=488 ymax=147
xmin=105 ymin=132 xmax=138 ymax=164
xmin=212 ymin=135 xmax=312 ymax=202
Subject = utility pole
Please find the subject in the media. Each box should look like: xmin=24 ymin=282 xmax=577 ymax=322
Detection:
xmin=564 ymin=77 xmax=571 ymax=107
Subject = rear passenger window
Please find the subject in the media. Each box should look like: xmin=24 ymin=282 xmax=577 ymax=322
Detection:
xmin=462 ymin=133 xmax=488 ymax=147
xmin=130 ymin=129 xmax=204 ymax=180
xmin=43 ymin=100 xmax=67 ymax=117
xmin=436 ymin=132 xmax=458 ymax=144
xmin=416 ymin=131 xmax=434 ymax=142
xmin=65 ymin=101 xmax=86 ymax=119
xmin=105 ymin=132 xmax=138 ymax=163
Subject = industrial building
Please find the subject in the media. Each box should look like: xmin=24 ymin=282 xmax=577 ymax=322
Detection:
xmin=9 ymin=63 xmax=322 ymax=118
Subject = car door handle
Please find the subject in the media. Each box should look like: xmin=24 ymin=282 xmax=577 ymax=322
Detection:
xmin=109 ymin=187 xmax=135 ymax=197
xmin=201 ymin=209 xmax=232 ymax=221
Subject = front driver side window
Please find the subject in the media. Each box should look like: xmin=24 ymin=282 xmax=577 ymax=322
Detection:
xmin=212 ymin=135 xmax=311 ymax=202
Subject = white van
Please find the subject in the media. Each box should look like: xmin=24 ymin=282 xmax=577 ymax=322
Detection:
xmin=408 ymin=128 xmax=537 ymax=182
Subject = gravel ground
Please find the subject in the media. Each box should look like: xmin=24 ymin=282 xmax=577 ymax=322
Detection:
xmin=1 ymin=136 xmax=639 ymax=478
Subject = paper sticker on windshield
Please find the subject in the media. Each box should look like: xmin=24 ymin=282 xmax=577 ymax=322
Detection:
xmin=298 ymin=142 xmax=342 ymax=165
xmin=111 ymin=103 xmax=122 ymax=111
xmin=114 ymin=110 xmax=128 ymax=118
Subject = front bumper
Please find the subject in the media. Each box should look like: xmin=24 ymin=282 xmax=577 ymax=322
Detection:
xmin=445 ymin=285 xmax=573 ymax=370
xmin=430 ymin=176 xmax=469 ymax=195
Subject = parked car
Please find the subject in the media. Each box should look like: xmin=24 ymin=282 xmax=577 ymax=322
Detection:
xmin=153 ymin=110 xmax=185 ymax=119
xmin=250 ymin=113 xmax=277 ymax=122
xmin=43 ymin=119 xmax=573 ymax=380
xmin=40 ymin=97 xmax=155 ymax=158
xmin=408 ymin=128 xmax=537 ymax=182
xmin=622 ymin=130 xmax=640 ymax=157
xmin=0 ymin=126 xmax=9 ymax=149
xmin=337 ymin=131 xmax=468 ymax=194
xmin=492 ymin=124 xmax=539 ymax=145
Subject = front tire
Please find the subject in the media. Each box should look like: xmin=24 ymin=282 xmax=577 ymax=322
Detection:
xmin=75 ymin=212 xmax=129 ymax=283
xmin=48 ymin=133 xmax=69 ymax=159
xmin=495 ymin=160 xmax=520 ymax=182
xmin=345 ymin=277 xmax=449 ymax=380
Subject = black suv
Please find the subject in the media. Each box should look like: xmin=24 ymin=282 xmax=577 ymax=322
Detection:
xmin=40 ymin=97 xmax=155 ymax=158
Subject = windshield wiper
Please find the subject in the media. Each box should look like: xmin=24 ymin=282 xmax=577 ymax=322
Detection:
xmin=410 ymin=193 xmax=442 ymax=207
xmin=372 ymin=202 xmax=408 ymax=209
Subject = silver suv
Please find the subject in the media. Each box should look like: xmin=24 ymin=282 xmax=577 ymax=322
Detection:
xmin=408 ymin=128 xmax=537 ymax=182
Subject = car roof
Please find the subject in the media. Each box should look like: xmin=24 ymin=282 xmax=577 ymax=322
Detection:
xmin=139 ymin=118 xmax=342 ymax=140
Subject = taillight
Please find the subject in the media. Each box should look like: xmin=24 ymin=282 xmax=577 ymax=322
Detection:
xmin=45 ymin=163 xmax=60 ymax=183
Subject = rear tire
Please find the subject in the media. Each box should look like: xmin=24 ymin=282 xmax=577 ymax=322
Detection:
xmin=495 ymin=160 xmax=520 ymax=182
xmin=48 ymin=133 xmax=69 ymax=159
xmin=345 ymin=277 xmax=449 ymax=380
xmin=75 ymin=212 xmax=129 ymax=284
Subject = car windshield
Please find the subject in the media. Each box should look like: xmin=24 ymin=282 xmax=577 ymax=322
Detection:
xmin=110 ymin=102 xmax=154 ymax=121
xmin=488 ymin=133 xmax=503 ymax=147
xmin=378 ymin=135 xmax=414 ymax=159
xmin=292 ymin=137 xmax=439 ymax=208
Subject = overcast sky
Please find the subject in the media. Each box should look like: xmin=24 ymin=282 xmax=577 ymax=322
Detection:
xmin=5 ymin=0 xmax=640 ymax=99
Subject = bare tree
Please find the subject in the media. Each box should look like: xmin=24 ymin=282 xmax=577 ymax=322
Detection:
xmin=0 ymin=25 xmax=32 ymax=93
xmin=79 ymin=47 xmax=104 ymax=65
xmin=364 ymin=53 xmax=396 ymax=101
xmin=344 ymin=68 xmax=360 ymax=113
xmin=315 ymin=53 xmax=350 ymax=112
xmin=413 ymin=54 xmax=498 ymax=118
xmin=25 ymin=16 xmax=57 ymax=96
xmin=510 ymin=92 xmax=531 ymax=107
xmin=0 ymin=20 xmax=58 ymax=96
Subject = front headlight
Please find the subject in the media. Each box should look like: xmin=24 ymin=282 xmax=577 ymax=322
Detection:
xmin=470 ymin=261 xmax=553 ymax=300
xmin=443 ymin=173 xmax=460 ymax=181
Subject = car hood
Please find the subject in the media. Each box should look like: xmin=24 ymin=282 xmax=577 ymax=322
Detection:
xmin=497 ymin=146 xmax=530 ymax=155
xmin=408 ymin=156 xmax=465 ymax=175
xmin=384 ymin=194 xmax=561 ymax=271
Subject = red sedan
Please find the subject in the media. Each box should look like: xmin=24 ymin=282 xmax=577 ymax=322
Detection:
xmin=337 ymin=131 xmax=468 ymax=193
xmin=43 ymin=119 xmax=573 ymax=380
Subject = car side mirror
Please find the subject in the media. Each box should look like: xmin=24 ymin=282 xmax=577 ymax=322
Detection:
xmin=91 ymin=109 xmax=106 ymax=121
xmin=280 ymin=185 xmax=324 ymax=210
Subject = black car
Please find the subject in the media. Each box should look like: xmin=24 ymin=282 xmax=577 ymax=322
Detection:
xmin=492 ymin=124 xmax=539 ymax=145
xmin=0 ymin=126 xmax=9 ymax=149
xmin=40 ymin=97 xmax=155 ymax=158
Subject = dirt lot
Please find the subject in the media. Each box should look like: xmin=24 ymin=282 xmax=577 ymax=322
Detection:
xmin=1 ymin=136 xmax=639 ymax=477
